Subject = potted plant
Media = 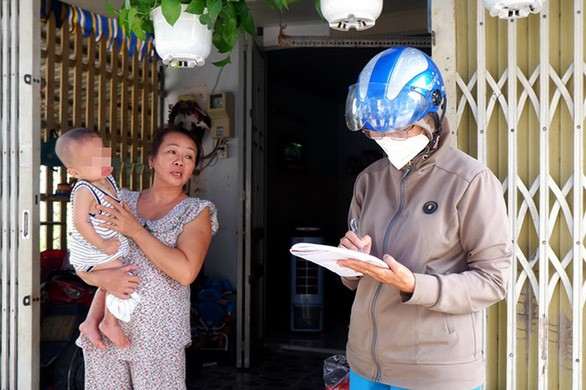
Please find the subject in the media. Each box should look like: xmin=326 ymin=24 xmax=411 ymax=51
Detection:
xmin=106 ymin=0 xmax=256 ymax=67
xmin=265 ymin=0 xmax=382 ymax=31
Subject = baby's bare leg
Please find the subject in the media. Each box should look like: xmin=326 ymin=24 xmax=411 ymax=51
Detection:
xmin=92 ymin=258 xmax=126 ymax=273
xmin=79 ymin=289 xmax=107 ymax=349
xmin=99 ymin=305 xmax=130 ymax=349
xmin=85 ymin=258 xmax=131 ymax=348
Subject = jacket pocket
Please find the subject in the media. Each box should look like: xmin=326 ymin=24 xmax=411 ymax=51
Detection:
xmin=415 ymin=308 xmax=479 ymax=364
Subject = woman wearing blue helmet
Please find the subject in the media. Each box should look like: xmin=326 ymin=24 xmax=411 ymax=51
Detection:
xmin=337 ymin=47 xmax=512 ymax=389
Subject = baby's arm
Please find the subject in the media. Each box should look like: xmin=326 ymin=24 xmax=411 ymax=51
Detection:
xmin=72 ymin=186 xmax=120 ymax=255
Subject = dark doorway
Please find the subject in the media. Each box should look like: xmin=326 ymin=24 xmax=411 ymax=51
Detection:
xmin=263 ymin=47 xmax=384 ymax=350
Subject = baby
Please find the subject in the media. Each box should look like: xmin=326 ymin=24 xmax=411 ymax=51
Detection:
xmin=55 ymin=127 xmax=139 ymax=349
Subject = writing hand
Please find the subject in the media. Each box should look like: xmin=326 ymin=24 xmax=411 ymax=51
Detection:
xmin=338 ymin=229 xmax=372 ymax=254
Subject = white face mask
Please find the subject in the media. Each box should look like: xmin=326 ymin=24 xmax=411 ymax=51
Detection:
xmin=374 ymin=134 xmax=430 ymax=170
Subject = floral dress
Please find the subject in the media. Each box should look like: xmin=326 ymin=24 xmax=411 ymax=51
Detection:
xmin=77 ymin=190 xmax=219 ymax=390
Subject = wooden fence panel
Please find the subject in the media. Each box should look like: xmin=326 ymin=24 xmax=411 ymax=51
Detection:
xmin=40 ymin=10 xmax=159 ymax=251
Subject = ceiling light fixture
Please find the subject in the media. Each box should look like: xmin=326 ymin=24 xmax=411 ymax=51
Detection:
xmin=319 ymin=0 xmax=383 ymax=31
xmin=482 ymin=0 xmax=546 ymax=19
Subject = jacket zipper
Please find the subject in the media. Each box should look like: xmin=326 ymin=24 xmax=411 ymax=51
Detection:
xmin=371 ymin=162 xmax=413 ymax=382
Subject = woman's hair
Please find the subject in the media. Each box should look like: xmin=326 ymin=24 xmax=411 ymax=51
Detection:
xmin=149 ymin=125 xmax=204 ymax=167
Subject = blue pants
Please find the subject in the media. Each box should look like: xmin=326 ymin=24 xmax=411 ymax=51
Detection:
xmin=350 ymin=369 xmax=482 ymax=390
xmin=350 ymin=370 xmax=407 ymax=390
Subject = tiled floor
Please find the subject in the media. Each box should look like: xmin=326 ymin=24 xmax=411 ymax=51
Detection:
xmin=186 ymin=348 xmax=339 ymax=389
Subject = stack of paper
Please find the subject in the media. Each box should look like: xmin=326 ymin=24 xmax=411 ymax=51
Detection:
xmin=289 ymin=242 xmax=389 ymax=277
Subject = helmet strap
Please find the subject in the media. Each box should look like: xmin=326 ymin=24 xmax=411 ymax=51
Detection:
xmin=428 ymin=113 xmax=442 ymax=151
xmin=419 ymin=98 xmax=446 ymax=156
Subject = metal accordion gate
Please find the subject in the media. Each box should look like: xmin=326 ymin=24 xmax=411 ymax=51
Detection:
xmin=0 ymin=0 xmax=41 ymax=388
xmin=1 ymin=1 xmax=160 ymax=387
xmin=434 ymin=0 xmax=586 ymax=388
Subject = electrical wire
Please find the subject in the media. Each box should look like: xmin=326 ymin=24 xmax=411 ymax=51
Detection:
xmin=210 ymin=66 xmax=224 ymax=94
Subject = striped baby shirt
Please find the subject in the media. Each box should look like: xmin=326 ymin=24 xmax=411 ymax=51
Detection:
xmin=68 ymin=175 xmax=129 ymax=272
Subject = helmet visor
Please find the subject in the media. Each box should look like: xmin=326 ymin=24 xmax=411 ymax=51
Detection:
xmin=345 ymin=83 xmax=429 ymax=133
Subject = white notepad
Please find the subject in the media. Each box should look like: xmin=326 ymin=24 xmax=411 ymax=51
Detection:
xmin=290 ymin=242 xmax=389 ymax=277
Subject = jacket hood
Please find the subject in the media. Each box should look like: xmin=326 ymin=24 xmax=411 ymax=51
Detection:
xmin=396 ymin=115 xmax=452 ymax=173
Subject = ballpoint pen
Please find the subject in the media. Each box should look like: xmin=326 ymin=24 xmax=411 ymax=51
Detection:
xmin=350 ymin=218 xmax=360 ymax=237
xmin=350 ymin=218 xmax=363 ymax=252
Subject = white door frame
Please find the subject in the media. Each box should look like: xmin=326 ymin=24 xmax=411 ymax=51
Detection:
xmin=1 ymin=0 xmax=41 ymax=388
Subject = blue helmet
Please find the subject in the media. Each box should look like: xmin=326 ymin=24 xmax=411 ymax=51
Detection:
xmin=345 ymin=47 xmax=446 ymax=134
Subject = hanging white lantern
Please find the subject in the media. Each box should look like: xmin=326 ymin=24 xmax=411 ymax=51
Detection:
xmin=482 ymin=0 xmax=546 ymax=19
xmin=150 ymin=5 xmax=213 ymax=68
xmin=320 ymin=0 xmax=383 ymax=31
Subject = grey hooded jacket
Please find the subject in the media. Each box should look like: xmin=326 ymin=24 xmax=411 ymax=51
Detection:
xmin=343 ymin=121 xmax=512 ymax=390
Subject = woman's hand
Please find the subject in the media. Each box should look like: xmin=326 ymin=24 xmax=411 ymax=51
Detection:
xmin=77 ymin=265 xmax=139 ymax=299
xmin=338 ymin=229 xmax=372 ymax=253
xmin=337 ymin=254 xmax=416 ymax=294
xmin=96 ymin=202 xmax=144 ymax=239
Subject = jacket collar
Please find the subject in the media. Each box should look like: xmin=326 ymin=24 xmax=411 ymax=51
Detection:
xmin=406 ymin=116 xmax=451 ymax=173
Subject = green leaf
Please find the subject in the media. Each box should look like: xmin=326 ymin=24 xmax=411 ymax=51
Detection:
xmin=265 ymin=0 xmax=300 ymax=11
xmin=199 ymin=13 xmax=213 ymax=29
xmin=223 ymin=17 xmax=238 ymax=49
xmin=161 ymin=0 xmax=182 ymax=25
xmin=314 ymin=0 xmax=323 ymax=19
xmin=117 ymin=8 xmax=128 ymax=30
xmin=212 ymin=56 xmax=231 ymax=67
xmin=185 ymin=0 xmax=205 ymax=14
xmin=105 ymin=1 xmax=119 ymax=16
xmin=262 ymin=0 xmax=277 ymax=10
xmin=213 ymin=17 xmax=237 ymax=53
xmin=142 ymin=19 xmax=155 ymax=34
xmin=138 ymin=0 xmax=157 ymax=15
xmin=220 ymin=1 xmax=236 ymax=24
xmin=121 ymin=8 xmax=147 ymax=40
xmin=131 ymin=17 xmax=147 ymax=40
xmin=237 ymin=7 xmax=256 ymax=36
xmin=127 ymin=8 xmax=143 ymax=38
xmin=206 ymin=0 xmax=223 ymax=22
